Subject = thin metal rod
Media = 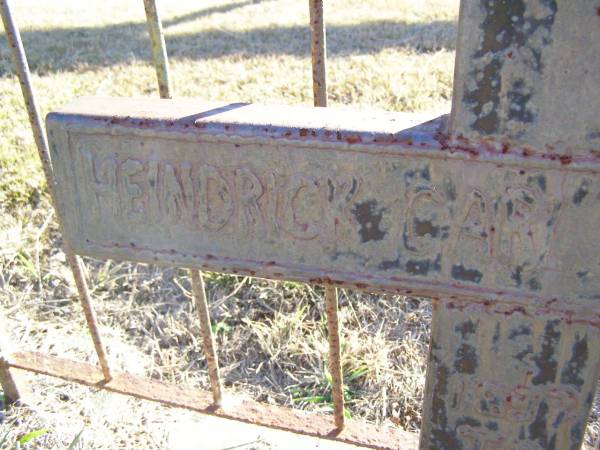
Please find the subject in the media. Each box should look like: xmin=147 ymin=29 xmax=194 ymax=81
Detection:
xmin=143 ymin=0 xmax=172 ymax=99
xmin=190 ymin=270 xmax=223 ymax=405
xmin=0 ymin=0 xmax=112 ymax=381
xmin=325 ymin=286 xmax=345 ymax=429
xmin=309 ymin=0 xmax=340 ymax=427
xmin=65 ymin=253 xmax=112 ymax=380
xmin=309 ymin=0 xmax=327 ymax=107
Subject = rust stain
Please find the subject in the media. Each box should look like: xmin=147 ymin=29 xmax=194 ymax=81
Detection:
xmin=9 ymin=351 xmax=418 ymax=450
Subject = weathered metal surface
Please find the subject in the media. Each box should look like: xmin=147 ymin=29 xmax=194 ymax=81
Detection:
xmin=421 ymin=1 xmax=600 ymax=448
xmin=309 ymin=0 xmax=327 ymax=108
xmin=325 ymin=286 xmax=345 ymax=429
xmin=47 ymin=97 xmax=600 ymax=309
xmin=0 ymin=0 xmax=112 ymax=381
xmin=143 ymin=0 xmax=221 ymax=404
xmin=8 ymin=351 xmax=419 ymax=450
xmin=142 ymin=0 xmax=172 ymax=99
xmin=420 ymin=299 xmax=600 ymax=450
xmin=451 ymin=0 xmax=600 ymax=156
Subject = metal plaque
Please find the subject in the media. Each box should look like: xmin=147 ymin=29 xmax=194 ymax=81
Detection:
xmin=47 ymin=97 xmax=600 ymax=307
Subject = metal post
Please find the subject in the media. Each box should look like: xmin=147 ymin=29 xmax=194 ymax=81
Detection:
xmin=419 ymin=1 xmax=600 ymax=448
xmin=325 ymin=286 xmax=345 ymax=429
xmin=143 ymin=0 xmax=172 ymax=99
xmin=190 ymin=270 xmax=223 ymax=405
xmin=0 ymin=321 xmax=29 ymax=404
xmin=65 ymin=253 xmax=112 ymax=380
xmin=141 ymin=0 xmax=223 ymax=404
xmin=0 ymin=0 xmax=112 ymax=381
xmin=309 ymin=0 xmax=327 ymax=107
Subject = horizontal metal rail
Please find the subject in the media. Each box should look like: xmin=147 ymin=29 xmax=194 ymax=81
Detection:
xmin=6 ymin=351 xmax=418 ymax=450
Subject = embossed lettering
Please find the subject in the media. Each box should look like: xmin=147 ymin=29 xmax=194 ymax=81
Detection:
xmin=80 ymin=148 xmax=118 ymax=219
xmin=403 ymin=187 xmax=450 ymax=259
xmin=160 ymin=161 xmax=188 ymax=226
xmin=119 ymin=158 xmax=146 ymax=222
xmin=193 ymin=164 xmax=234 ymax=231
xmin=75 ymin=148 xmax=564 ymax=291
xmin=234 ymin=167 xmax=265 ymax=234
xmin=279 ymin=173 xmax=321 ymax=240
xmin=320 ymin=176 xmax=360 ymax=243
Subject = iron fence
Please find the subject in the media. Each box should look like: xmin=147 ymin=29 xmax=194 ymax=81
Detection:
xmin=1 ymin=0 xmax=599 ymax=449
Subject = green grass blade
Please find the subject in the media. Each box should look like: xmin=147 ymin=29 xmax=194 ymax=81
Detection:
xmin=18 ymin=428 xmax=48 ymax=446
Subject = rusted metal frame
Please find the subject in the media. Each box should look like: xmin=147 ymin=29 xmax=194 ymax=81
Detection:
xmin=309 ymin=0 xmax=327 ymax=107
xmin=142 ymin=0 xmax=224 ymax=404
xmin=0 ymin=0 xmax=112 ymax=381
xmin=190 ymin=270 xmax=223 ymax=404
xmin=142 ymin=0 xmax=172 ymax=99
xmin=8 ymin=351 xmax=418 ymax=449
xmin=325 ymin=286 xmax=345 ymax=429
xmin=46 ymin=93 xmax=600 ymax=448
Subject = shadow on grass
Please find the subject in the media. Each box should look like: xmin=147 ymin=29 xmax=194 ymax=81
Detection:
xmin=162 ymin=0 xmax=270 ymax=27
xmin=0 ymin=8 xmax=456 ymax=76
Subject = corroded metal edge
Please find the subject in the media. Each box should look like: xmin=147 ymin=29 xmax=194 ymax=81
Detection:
xmin=63 ymin=240 xmax=600 ymax=319
xmin=8 ymin=352 xmax=418 ymax=450
xmin=46 ymin=97 xmax=600 ymax=173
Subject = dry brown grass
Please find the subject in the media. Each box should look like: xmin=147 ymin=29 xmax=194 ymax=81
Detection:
xmin=0 ymin=0 xmax=598 ymax=449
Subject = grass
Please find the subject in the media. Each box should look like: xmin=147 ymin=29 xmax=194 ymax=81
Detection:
xmin=0 ymin=0 xmax=598 ymax=449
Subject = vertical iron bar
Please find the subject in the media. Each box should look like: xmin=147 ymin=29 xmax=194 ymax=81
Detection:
xmin=0 ymin=358 xmax=24 ymax=404
xmin=309 ymin=0 xmax=327 ymax=107
xmin=325 ymin=286 xmax=345 ymax=429
xmin=141 ymin=0 xmax=223 ymax=404
xmin=309 ymin=0 xmax=342 ymax=428
xmin=0 ymin=321 xmax=29 ymax=404
xmin=65 ymin=253 xmax=112 ymax=380
xmin=143 ymin=0 xmax=172 ymax=99
xmin=0 ymin=0 xmax=112 ymax=381
xmin=190 ymin=270 xmax=223 ymax=405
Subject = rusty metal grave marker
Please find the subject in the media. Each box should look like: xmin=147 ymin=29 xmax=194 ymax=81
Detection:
xmin=1 ymin=0 xmax=600 ymax=449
